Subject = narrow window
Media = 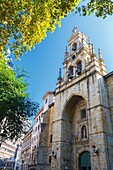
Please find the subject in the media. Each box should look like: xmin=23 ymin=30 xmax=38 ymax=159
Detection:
xmin=45 ymin=98 xmax=48 ymax=104
xmin=81 ymin=109 xmax=86 ymax=119
xmin=49 ymin=156 xmax=51 ymax=163
xmin=50 ymin=134 xmax=53 ymax=143
xmin=69 ymin=66 xmax=73 ymax=79
xmin=77 ymin=61 xmax=82 ymax=75
xmin=81 ymin=125 xmax=87 ymax=139
xmin=39 ymin=116 xmax=40 ymax=121
xmin=35 ymin=127 xmax=37 ymax=132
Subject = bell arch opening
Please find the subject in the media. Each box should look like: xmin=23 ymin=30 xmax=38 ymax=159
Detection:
xmin=68 ymin=65 xmax=74 ymax=79
xmin=61 ymin=95 xmax=87 ymax=169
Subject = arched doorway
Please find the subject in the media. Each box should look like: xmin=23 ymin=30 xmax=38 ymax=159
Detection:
xmin=79 ymin=151 xmax=91 ymax=170
xmin=61 ymin=95 xmax=88 ymax=169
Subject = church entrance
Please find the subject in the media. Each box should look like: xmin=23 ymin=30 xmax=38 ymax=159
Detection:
xmin=79 ymin=151 xmax=91 ymax=170
xmin=61 ymin=95 xmax=89 ymax=169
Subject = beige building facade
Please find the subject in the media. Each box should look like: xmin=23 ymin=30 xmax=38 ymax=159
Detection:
xmin=20 ymin=92 xmax=55 ymax=170
xmin=36 ymin=97 xmax=54 ymax=170
xmin=29 ymin=106 xmax=44 ymax=170
xmin=20 ymin=128 xmax=32 ymax=170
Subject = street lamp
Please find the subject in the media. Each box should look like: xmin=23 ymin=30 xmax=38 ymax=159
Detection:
xmin=22 ymin=160 xmax=24 ymax=170
xmin=52 ymin=151 xmax=57 ymax=159
xmin=92 ymin=145 xmax=98 ymax=155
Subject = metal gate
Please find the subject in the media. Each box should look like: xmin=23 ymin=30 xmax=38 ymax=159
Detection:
xmin=79 ymin=151 xmax=91 ymax=170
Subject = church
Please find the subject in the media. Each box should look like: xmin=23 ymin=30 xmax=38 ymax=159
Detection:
xmin=51 ymin=26 xmax=113 ymax=170
xmin=21 ymin=27 xmax=113 ymax=170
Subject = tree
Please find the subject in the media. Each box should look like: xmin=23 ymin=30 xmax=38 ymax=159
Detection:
xmin=0 ymin=58 xmax=39 ymax=140
xmin=0 ymin=1 xmax=113 ymax=59
xmin=75 ymin=0 xmax=113 ymax=18
xmin=0 ymin=0 xmax=79 ymax=59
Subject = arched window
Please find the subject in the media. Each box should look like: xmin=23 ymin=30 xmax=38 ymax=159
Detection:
xmin=72 ymin=55 xmax=76 ymax=60
xmin=81 ymin=109 xmax=86 ymax=119
xmin=81 ymin=125 xmax=87 ymax=139
xmin=69 ymin=66 xmax=73 ymax=79
xmin=77 ymin=60 xmax=82 ymax=75
xmin=72 ymin=42 xmax=77 ymax=51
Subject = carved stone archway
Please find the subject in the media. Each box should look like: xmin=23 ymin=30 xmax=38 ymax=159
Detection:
xmin=60 ymin=95 xmax=87 ymax=170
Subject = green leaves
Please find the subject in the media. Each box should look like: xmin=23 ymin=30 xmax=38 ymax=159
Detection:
xmin=0 ymin=0 xmax=113 ymax=59
xmin=75 ymin=0 xmax=113 ymax=18
xmin=0 ymin=59 xmax=39 ymax=140
xmin=0 ymin=0 xmax=80 ymax=59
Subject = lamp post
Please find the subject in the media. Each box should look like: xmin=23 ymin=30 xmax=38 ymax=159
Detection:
xmin=65 ymin=166 xmax=68 ymax=170
xmin=52 ymin=151 xmax=57 ymax=159
xmin=92 ymin=145 xmax=98 ymax=155
xmin=22 ymin=160 xmax=24 ymax=170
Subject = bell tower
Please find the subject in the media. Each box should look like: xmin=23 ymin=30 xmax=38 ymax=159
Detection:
xmin=59 ymin=26 xmax=107 ymax=86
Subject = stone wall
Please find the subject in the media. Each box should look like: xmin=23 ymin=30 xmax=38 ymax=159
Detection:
xmin=104 ymin=73 xmax=113 ymax=170
xmin=52 ymin=70 xmax=113 ymax=170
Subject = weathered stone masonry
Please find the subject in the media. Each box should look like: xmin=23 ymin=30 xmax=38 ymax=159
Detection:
xmin=52 ymin=27 xmax=113 ymax=170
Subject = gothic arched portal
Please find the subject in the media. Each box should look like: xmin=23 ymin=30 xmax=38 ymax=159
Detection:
xmin=79 ymin=151 xmax=91 ymax=170
xmin=61 ymin=95 xmax=88 ymax=170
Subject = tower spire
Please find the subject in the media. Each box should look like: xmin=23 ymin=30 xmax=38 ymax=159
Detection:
xmin=57 ymin=68 xmax=62 ymax=83
xmin=92 ymin=44 xmax=94 ymax=55
xmin=98 ymin=48 xmax=102 ymax=59
xmin=88 ymin=37 xmax=92 ymax=53
xmin=64 ymin=46 xmax=68 ymax=59
xmin=88 ymin=37 xmax=91 ymax=44
xmin=91 ymin=44 xmax=97 ymax=59
xmin=81 ymin=32 xmax=84 ymax=45
xmin=98 ymin=48 xmax=104 ymax=63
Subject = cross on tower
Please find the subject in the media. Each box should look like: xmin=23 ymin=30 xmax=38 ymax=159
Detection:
xmin=72 ymin=26 xmax=78 ymax=33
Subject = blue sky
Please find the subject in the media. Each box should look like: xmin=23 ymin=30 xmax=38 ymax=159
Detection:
xmin=14 ymin=13 xmax=113 ymax=108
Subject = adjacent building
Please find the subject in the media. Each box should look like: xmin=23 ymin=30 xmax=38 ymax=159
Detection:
xmin=0 ymin=139 xmax=22 ymax=170
xmin=36 ymin=92 xmax=54 ymax=170
xmin=20 ymin=92 xmax=55 ymax=170
xmin=20 ymin=27 xmax=113 ymax=170
xmin=20 ymin=128 xmax=32 ymax=170
xmin=0 ymin=140 xmax=17 ymax=160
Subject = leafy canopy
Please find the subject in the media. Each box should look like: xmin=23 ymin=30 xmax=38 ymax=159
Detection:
xmin=0 ymin=0 xmax=113 ymax=59
xmin=0 ymin=0 xmax=79 ymax=59
xmin=75 ymin=0 xmax=113 ymax=18
xmin=0 ymin=58 xmax=39 ymax=140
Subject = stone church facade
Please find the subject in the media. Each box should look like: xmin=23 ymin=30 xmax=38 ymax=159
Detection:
xmin=52 ymin=27 xmax=113 ymax=170
xmin=21 ymin=27 xmax=113 ymax=170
